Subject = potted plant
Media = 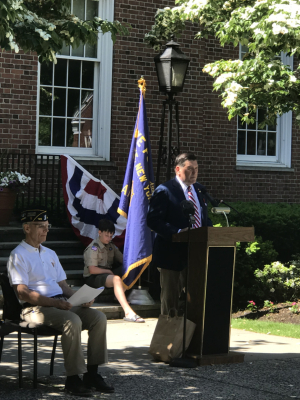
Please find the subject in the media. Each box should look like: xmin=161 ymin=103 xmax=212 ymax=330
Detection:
xmin=0 ymin=171 xmax=31 ymax=226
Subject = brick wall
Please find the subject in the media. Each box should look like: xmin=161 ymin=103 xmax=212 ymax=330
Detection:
xmin=0 ymin=0 xmax=299 ymax=204
xmin=0 ymin=50 xmax=38 ymax=153
xmin=111 ymin=0 xmax=300 ymax=204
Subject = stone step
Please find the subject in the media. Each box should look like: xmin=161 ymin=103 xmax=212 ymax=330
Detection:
xmin=0 ymin=241 xmax=85 ymax=257
xmin=0 ymin=255 xmax=84 ymax=274
xmin=0 ymin=285 xmax=160 ymax=320
xmin=0 ymin=300 xmax=160 ymax=320
xmin=92 ymin=301 xmax=160 ymax=320
xmin=0 ymin=226 xmax=78 ymax=242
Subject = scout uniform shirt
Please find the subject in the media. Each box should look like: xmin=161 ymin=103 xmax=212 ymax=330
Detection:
xmin=83 ymin=237 xmax=123 ymax=278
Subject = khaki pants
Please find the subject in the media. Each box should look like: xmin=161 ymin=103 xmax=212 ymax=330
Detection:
xmin=21 ymin=305 xmax=108 ymax=376
xmin=159 ymin=268 xmax=186 ymax=315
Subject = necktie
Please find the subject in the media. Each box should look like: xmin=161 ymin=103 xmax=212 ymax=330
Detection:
xmin=187 ymin=186 xmax=201 ymax=228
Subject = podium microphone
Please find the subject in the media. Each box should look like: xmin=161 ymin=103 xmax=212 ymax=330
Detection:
xmin=180 ymin=200 xmax=195 ymax=226
xmin=201 ymin=188 xmax=219 ymax=207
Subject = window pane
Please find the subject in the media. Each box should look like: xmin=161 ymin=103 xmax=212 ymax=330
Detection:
xmin=67 ymin=89 xmax=80 ymax=117
xmin=257 ymin=109 xmax=266 ymax=130
xmin=72 ymin=43 xmax=84 ymax=57
xmin=73 ymin=0 xmax=85 ymax=19
xmin=54 ymin=59 xmax=67 ymax=87
xmin=53 ymin=119 xmax=66 ymax=146
xmin=69 ymin=60 xmax=81 ymax=87
xmin=39 ymin=117 xmax=51 ymax=145
xmin=268 ymin=121 xmax=277 ymax=131
xmin=40 ymin=63 xmax=53 ymax=85
xmin=67 ymin=119 xmax=78 ymax=147
xmin=87 ymin=0 xmax=98 ymax=20
xmin=59 ymin=42 xmax=70 ymax=56
xmin=247 ymin=119 xmax=256 ymax=130
xmin=81 ymin=91 xmax=93 ymax=119
xmin=40 ymin=88 xmax=52 ymax=115
xmin=257 ymin=132 xmax=266 ymax=155
xmin=85 ymin=43 xmax=97 ymax=58
xmin=247 ymin=131 xmax=256 ymax=155
xmin=237 ymin=131 xmax=246 ymax=154
xmin=81 ymin=120 xmax=93 ymax=148
xmin=53 ymin=88 xmax=66 ymax=116
xmin=267 ymin=132 xmax=276 ymax=156
xmin=237 ymin=115 xmax=246 ymax=129
xmin=82 ymin=62 xmax=94 ymax=88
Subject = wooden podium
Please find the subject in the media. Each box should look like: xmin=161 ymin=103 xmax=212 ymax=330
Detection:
xmin=172 ymin=227 xmax=255 ymax=365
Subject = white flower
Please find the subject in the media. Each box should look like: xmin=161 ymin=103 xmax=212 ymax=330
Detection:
xmin=272 ymin=23 xmax=289 ymax=35
xmin=215 ymin=72 xmax=233 ymax=84
xmin=223 ymin=1 xmax=231 ymax=9
xmin=254 ymin=29 xmax=264 ymax=36
xmin=267 ymin=278 xmax=273 ymax=283
xmin=264 ymin=79 xmax=274 ymax=90
xmin=229 ymin=81 xmax=243 ymax=93
xmin=211 ymin=66 xmax=219 ymax=75
xmin=270 ymin=288 xmax=275 ymax=292
xmin=256 ymin=271 xmax=263 ymax=277
xmin=289 ymin=75 xmax=297 ymax=82
xmin=202 ymin=64 xmax=212 ymax=73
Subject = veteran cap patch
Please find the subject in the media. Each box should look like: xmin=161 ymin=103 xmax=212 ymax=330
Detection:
xmin=21 ymin=209 xmax=48 ymax=223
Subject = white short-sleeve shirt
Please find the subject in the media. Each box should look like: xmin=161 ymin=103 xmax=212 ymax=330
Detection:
xmin=7 ymin=240 xmax=67 ymax=298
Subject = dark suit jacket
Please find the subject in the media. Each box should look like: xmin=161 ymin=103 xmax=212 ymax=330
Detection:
xmin=147 ymin=178 xmax=213 ymax=271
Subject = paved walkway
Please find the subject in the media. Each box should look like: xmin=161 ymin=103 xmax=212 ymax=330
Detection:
xmin=1 ymin=319 xmax=300 ymax=399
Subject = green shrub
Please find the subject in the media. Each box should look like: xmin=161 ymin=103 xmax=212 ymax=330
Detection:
xmin=232 ymin=236 xmax=278 ymax=309
xmin=210 ymin=202 xmax=300 ymax=262
xmin=254 ymin=258 xmax=300 ymax=303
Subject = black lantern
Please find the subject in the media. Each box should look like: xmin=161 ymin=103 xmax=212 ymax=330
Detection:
xmin=154 ymin=38 xmax=190 ymax=94
xmin=154 ymin=38 xmax=190 ymax=185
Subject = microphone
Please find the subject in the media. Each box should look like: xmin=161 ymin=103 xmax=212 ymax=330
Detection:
xmin=180 ymin=200 xmax=195 ymax=217
xmin=180 ymin=200 xmax=195 ymax=227
xmin=201 ymin=188 xmax=219 ymax=207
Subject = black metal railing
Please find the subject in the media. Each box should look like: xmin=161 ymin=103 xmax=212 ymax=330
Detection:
xmin=0 ymin=153 xmax=67 ymax=225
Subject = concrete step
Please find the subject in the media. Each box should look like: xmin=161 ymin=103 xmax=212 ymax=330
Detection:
xmin=0 ymin=241 xmax=85 ymax=257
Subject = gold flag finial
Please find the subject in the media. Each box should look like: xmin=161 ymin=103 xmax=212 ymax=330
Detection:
xmin=138 ymin=76 xmax=146 ymax=97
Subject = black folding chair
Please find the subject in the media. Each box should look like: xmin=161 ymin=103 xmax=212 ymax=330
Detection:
xmin=0 ymin=273 xmax=61 ymax=388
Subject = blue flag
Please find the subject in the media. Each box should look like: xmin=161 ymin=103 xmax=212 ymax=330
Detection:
xmin=117 ymin=86 xmax=155 ymax=289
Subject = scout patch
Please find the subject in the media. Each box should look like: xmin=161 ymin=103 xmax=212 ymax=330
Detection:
xmin=91 ymin=246 xmax=98 ymax=251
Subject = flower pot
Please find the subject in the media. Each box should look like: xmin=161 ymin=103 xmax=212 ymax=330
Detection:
xmin=0 ymin=188 xmax=17 ymax=226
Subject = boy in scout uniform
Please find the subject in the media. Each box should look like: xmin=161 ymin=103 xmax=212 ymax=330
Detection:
xmin=83 ymin=219 xmax=144 ymax=323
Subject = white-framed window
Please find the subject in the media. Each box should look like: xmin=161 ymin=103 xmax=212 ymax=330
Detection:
xmin=37 ymin=0 xmax=114 ymax=160
xmin=237 ymin=45 xmax=293 ymax=169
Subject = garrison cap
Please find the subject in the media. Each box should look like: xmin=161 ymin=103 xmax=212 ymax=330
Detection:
xmin=21 ymin=209 xmax=48 ymax=223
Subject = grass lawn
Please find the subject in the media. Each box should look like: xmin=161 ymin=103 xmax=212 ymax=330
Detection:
xmin=231 ymin=318 xmax=300 ymax=339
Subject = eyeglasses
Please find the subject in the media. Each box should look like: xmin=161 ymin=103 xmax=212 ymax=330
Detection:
xmin=31 ymin=223 xmax=52 ymax=230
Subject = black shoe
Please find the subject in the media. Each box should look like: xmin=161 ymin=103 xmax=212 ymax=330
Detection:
xmin=65 ymin=375 xmax=93 ymax=397
xmin=83 ymin=372 xmax=114 ymax=393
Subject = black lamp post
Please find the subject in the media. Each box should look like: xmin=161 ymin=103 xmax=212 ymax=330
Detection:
xmin=154 ymin=38 xmax=196 ymax=369
xmin=154 ymin=37 xmax=190 ymax=186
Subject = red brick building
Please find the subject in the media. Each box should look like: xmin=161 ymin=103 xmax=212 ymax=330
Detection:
xmin=0 ymin=0 xmax=298 ymax=204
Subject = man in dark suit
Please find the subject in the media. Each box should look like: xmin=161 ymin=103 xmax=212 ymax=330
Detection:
xmin=147 ymin=153 xmax=213 ymax=315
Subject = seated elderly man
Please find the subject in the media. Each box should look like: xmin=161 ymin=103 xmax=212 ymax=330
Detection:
xmin=7 ymin=209 xmax=113 ymax=396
